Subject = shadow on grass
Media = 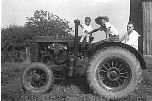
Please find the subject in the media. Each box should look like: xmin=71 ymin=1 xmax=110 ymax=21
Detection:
xmin=54 ymin=77 xmax=92 ymax=94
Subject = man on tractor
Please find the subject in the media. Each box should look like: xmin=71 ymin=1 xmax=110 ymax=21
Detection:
xmin=89 ymin=16 xmax=119 ymax=42
xmin=120 ymin=21 xmax=140 ymax=50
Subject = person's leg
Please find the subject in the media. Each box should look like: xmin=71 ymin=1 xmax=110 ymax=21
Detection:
xmin=80 ymin=33 xmax=86 ymax=42
xmin=86 ymin=34 xmax=90 ymax=42
xmin=80 ymin=36 xmax=85 ymax=42
xmin=108 ymin=35 xmax=119 ymax=42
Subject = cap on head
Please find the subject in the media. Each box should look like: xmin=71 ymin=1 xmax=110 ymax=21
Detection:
xmin=95 ymin=16 xmax=109 ymax=24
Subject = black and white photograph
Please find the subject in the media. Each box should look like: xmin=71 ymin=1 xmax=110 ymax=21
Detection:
xmin=1 ymin=0 xmax=152 ymax=100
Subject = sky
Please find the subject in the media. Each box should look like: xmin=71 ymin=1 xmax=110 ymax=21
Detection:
xmin=2 ymin=0 xmax=130 ymax=42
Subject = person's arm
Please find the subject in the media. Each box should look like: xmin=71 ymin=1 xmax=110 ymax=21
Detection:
xmin=89 ymin=25 xmax=105 ymax=34
xmin=126 ymin=33 xmax=137 ymax=46
xmin=79 ymin=24 xmax=83 ymax=28
xmin=105 ymin=22 xmax=112 ymax=40
xmin=89 ymin=28 xmax=100 ymax=34
xmin=106 ymin=28 xmax=110 ymax=40
xmin=120 ymin=32 xmax=127 ymax=43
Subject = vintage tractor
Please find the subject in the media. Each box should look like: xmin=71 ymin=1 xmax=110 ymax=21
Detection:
xmin=22 ymin=20 xmax=147 ymax=100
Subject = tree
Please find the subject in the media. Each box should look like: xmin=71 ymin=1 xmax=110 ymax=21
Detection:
xmin=1 ymin=25 xmax=32 ymax=50
xmin=1 ymin=10 xmax=74 ymax=62
xmin=1 ymin=25 xmax=32 ymax=62
xmin=25 ymin=10 xmax=73 ymax=38
xmin=24 ymin=10 xmax=74 ymax=63
xmin=1 ymin=10 xmax=73 ymax=50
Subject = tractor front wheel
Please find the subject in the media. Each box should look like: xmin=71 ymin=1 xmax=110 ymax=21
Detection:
xmin=22 ymin=62 xmax=54 ymax=93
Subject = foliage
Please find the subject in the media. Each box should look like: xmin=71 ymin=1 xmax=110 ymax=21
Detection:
xmin=1 ymin=10 xmax=73 ymax=51
xmin=25 ymin=10 xmax=73 ymax=37
xmin=1 ymin=50 xmax=26 ymax=62
xmin=1 ymin=10 xmax=74 ymax=62
xmin=1 ymin=25 xmax=30 ymax=62
xmin=1 ymin=25 xmax=32 ymax=50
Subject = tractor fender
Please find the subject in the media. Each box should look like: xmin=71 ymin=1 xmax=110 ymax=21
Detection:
xmin=93 ymin=41 xmax=147 ymax=70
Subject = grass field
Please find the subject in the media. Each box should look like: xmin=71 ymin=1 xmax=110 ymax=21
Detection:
xmin=1 ymin=56 xmax=152 ymax=101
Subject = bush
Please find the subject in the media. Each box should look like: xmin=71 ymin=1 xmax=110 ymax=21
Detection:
xmin=1 ymin=50 xmax=26 ymax=63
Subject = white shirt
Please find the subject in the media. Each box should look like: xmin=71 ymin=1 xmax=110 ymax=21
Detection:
xmin=125 ymin=30 xmax=140 ymax=50
xmin=81 ymin=24 xmax=92 ymax=35
xmin=105 ymin=22 xmax=119 ymax=36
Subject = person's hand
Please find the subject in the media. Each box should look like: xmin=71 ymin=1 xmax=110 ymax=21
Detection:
xmin=84 ymin=30 xmax=89 ymax=34
xmin=88 ymin=32 xmax=91 ymax=35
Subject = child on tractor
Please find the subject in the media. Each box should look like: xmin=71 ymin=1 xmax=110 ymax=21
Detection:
xmin=80 ymin=17 xmax=93 ymax=43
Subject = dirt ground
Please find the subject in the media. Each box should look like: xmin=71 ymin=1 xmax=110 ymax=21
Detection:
xmin=1 ymin=56 xmax=152 ymax=101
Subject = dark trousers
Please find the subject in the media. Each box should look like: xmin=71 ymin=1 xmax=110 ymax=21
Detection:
xmin=108 ymin=35 xmax=119 ymax=42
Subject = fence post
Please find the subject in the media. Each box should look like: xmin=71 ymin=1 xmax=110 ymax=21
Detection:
xmin=25 ymin=47 xmax=31 ymax=64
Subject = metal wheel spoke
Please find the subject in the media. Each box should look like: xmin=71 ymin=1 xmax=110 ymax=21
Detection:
xmin=41 ymin=73 xmax=46 ymax=79
xmin=103 ymin=79 xmax=109 ymax=85
xmin=119 ymin=67 xmax=125 ymax=71
xmin=30 ymin=70 xmax=34 ymax=76
xmin=110 ymin=81 xmax=115 ymax=87
xmin=41 ymin=77 xmax=46 ymax=80
xmin=40 ymin=80 xmax=46 ymax=85
xmin=99 ymin=74 xmax=107 ymax=79
xmin=118 ymin=78 xmax=123 ymax=85
xmin=115 ymin=63 xmax=118 ymax=68
xmin=38 ymin=69 xmax=41 ymax=75
xmin=106 ymin=80 xmax=110 ymax=86
xmin=106 ymin=63 xmax=111 ymax=69
xmin=41 ymin=78 xmax=47 ymax=84
xmin=120 ymin=75 xmax=127 ymax=79
xmin=31 ymin=80 xmax=35 ymax=86
xmin=99 ymin=73 xmax=107 ymax=78
xmin=120 ymin=77 xmax=127 ymax=81
xmin=98 ymin=69 xmax=107 ymax=75
xmin=30 ymin=71 xmax=33 ymax=76
xmin=99 ymin=69 xmax=107 ymax=73
xmin=114 ymin=81 xmax=119 ymax=87
xmin=111 ymin=61 xmax=114 ymax=67
xmin=117 ymin=64 xmax=122 ymax=69
xmin=120 ymin=72 xmax=128 ymax=75
xmin=103 ymin=65 xmax=109 ymax=70
xmin=113 ymin=81 xmax=116 ymax=87
xmin=116 ymin=80 xmax=120 ymax=86
xmin=38 ymin=81 xmax=41 ymax=87
xmin=36 ymin=80 xmax=40 ymax=87
xmin=33 ymin=80 xmax=38 ymax=87
xmin=108 ymin=81 xmax=113 ymax=87
xmin=109 ymin=81 xmax=113 ymax=87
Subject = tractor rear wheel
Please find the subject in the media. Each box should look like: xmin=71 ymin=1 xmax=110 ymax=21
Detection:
xmin=22 ymin=62 xmax=54 ymax=93
xmin=87 ymin=46 xmax=142 ymax=100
